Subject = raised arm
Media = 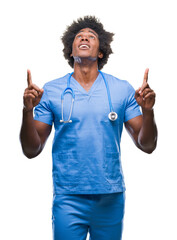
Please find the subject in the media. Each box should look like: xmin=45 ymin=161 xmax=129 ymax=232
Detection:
xmin=20 ymin=70 xmax=52 ymax=158
xmin=124 ymin=68 xmax=158 ymax=154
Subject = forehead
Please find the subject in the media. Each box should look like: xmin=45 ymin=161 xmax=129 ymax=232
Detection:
xmin=76 ymin=28 xmax=98 ymax=37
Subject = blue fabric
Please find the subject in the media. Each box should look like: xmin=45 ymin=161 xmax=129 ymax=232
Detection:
xmin=52 ymin=192 xmax=125 ymax=240
xmin=34 ymin=72 xmax=142 ymax=194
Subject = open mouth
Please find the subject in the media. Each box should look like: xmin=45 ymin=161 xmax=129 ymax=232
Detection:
xmin=79 ymin=44 xmax=90 ymax=49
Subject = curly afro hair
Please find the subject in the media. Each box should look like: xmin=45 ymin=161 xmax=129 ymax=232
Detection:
xmin=61 ymin=16 xmax=114 ymax=70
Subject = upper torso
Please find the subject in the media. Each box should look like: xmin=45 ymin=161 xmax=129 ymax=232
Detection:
xmin=34 ymin=72 xmax=141 ymax=194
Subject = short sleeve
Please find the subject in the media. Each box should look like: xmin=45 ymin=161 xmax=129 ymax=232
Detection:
xmin=34 ymin=84 xmax=53 ymax=125
xmin=124 ymin=83 xmax=142 ymax=122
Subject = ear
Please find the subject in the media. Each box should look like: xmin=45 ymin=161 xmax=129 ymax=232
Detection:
xmin=98 ymin=52 xmax=103 ymax=59
xmin=70 ymin=53 xmax=73 ymax=57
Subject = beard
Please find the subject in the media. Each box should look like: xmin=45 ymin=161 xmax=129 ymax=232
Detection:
xmin=73 ymin=56 xmax=97 ymax=64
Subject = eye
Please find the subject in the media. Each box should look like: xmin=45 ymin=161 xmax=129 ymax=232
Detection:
xmin=76 ymin=35 xmax=82 ymax=38
xmin=89 ymin=35 xmax=95 ymax=39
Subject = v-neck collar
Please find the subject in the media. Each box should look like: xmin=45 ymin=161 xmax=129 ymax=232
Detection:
xmin=70 ymin=73 xmax=101 ymax=96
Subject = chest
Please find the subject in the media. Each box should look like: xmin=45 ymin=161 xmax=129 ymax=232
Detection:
xmin=50 ymin=86 xmax=125 ymax=128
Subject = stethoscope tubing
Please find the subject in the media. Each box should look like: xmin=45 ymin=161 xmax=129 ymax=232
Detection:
xmin=60 ymin=71 xmax=118 ymax=123
xmin=98 ymin=70 xmax=114 ymax=113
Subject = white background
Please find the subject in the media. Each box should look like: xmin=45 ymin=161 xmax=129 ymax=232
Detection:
xmin=0 ymin=0 xmax=176 ymax=239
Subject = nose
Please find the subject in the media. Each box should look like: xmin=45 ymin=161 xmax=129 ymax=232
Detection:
xmin=81 ymin=35 xmax=88 ymax=41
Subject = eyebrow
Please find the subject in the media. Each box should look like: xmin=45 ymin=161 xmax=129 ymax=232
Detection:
xmin=76 ymin=30 xmax=98 ymax=38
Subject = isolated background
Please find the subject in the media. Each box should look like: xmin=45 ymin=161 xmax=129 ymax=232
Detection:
xmin=0 ymin=0 xmax=176 ymax=239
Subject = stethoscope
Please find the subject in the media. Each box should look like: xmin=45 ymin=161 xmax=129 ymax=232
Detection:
xmin=60 ymin=70 xmax=118 ymax=123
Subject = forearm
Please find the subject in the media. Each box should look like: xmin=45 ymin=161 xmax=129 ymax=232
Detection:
xmin=138 ymin=109 xmax=157 ymax=153
xmin=20 ymin=108 xmax=42 ymax=158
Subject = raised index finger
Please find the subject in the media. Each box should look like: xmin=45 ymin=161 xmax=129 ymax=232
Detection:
xmin=27 ymin=69 xmax=32 ymax=86
xmin=143 ymin=68 xmax=149 ymax=84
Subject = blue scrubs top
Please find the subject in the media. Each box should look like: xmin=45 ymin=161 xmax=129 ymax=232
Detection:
xmin=34 ymin=72 xmax=142 ymax=194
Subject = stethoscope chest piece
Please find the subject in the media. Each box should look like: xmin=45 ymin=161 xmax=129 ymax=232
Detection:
xmin=108 ymin=112 xmax=118 ymax=121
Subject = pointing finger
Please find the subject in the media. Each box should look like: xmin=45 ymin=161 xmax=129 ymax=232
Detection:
xmin=143 ymin=68 xmax=149 ymax=84
xmin=139 ymin=68 xmax=149 ymax=93
xmin=27 ymin=69 xmax=32 ymax=86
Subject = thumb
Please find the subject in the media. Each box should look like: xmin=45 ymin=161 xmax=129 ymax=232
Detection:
xmin=135 ymin=87 xmax=141 ymax=98
xmin=40 ymin=88 xmax=44 ymax=93
xmin=38 ymin=88 xmax=44 ymax=97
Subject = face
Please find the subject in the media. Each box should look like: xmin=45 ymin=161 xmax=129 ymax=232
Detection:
xmin=71 ymin=28 xmax=103 ymax=61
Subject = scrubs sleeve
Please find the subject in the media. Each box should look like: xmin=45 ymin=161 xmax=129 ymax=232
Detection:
xmin=124 ymin=83 xmax=142 ymax=122
xmin=34 ymin=84 xmax=53 ymax=126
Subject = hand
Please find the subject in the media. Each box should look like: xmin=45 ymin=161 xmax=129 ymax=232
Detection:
xmin=135 ymin=68 xmax=156 ymax=111
xmin=23 ymin=70 xmax=44 ymax=112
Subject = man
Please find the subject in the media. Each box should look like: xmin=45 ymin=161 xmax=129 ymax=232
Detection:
xmin=20 ymin=16 xmax=157 ymax=240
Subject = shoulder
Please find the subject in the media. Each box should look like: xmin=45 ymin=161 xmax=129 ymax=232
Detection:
xmin=41 ymin=73 xmax=71 ymax=98
xmin=101 ymin=72 xmax=134 ymax=96
xmin=43 ymin=73 xmax=70 ymax=90
xmin=100 ymin=72 xmax=137 ymax=105
xmin=102 ymin=72 xmax=132 ymax=88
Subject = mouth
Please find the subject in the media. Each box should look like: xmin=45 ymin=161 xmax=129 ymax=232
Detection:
xmin=78 ymin=44 xmax=90 ymax=49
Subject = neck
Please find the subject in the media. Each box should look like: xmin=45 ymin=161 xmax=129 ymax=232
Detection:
xmin=73 ymin=60 xmax=99 ymax=84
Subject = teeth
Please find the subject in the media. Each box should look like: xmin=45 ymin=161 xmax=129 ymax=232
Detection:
xmin=79 ymin=45 xmax=89 ymax=49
